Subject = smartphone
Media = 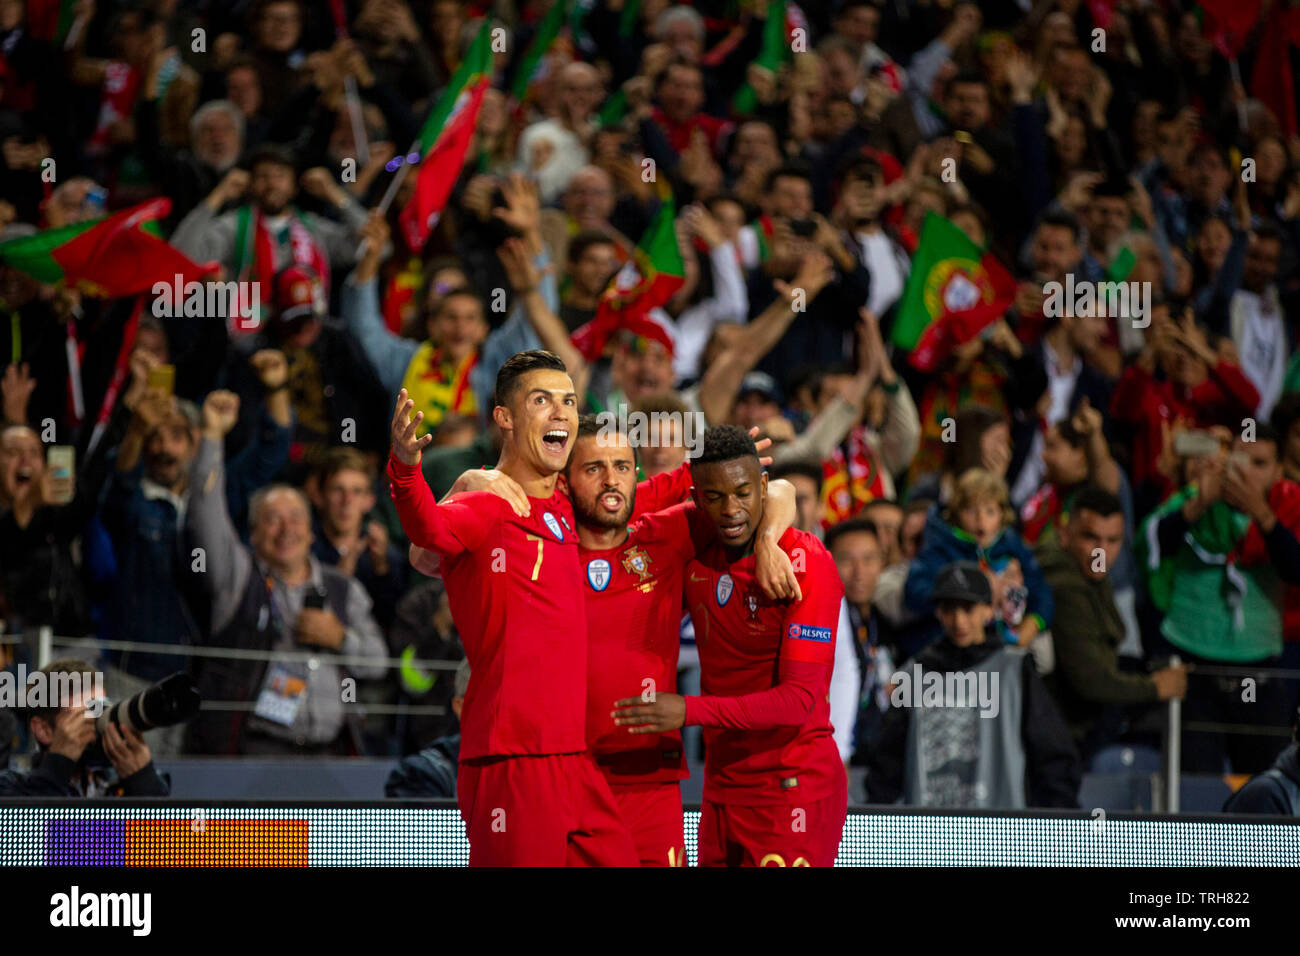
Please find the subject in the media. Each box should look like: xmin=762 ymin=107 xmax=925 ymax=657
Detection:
xmin=1174 ymin=430 xmax=1221 ymax=458
xmin=147 ymin=364 xmax=175 ymax=396
xmin=303 ymin=588 xmax=327 ymax=610
xmin=46 ymin=446 xmax=75 ymax=506
xmin=789 ymin=218 xmax=818 ymax=238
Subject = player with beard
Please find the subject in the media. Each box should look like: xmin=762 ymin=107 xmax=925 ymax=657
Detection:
xmin=613 ymin=425 xmax=847 ymax=866
xmin=420 ymin=416 xmax=800 ymax=865
xmin=567 ymin=416 xmax=799 ymax=865
xmin=387 ymin=350 xmax=637 ymax=866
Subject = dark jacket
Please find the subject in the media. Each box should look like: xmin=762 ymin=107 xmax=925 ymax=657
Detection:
xmin=0 ymin=749 xmax=170 ymax=797
xmin=903 ymin=507 xmax=1054 ymax=643
xmin=865 ymin=630 xmax=1080 ymax=808
xmin=384 ymin=734 xmax=461 ymax=798
xmin=1222 ymin=743 xmax=1300 ymax=816
xmin=1037 ymin=543 xmax=1159 ymax=746
xmin=100 ymin=407 xmax=291 ymax=679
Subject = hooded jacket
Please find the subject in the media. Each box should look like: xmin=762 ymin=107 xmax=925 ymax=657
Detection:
xmin=865 ymin=630 xmax=1080 ymax=808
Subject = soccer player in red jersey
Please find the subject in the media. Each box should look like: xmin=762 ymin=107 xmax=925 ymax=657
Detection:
xmin=427 ymin=415 xmax=800 ymax=866
xmin=564 ymin=415 xmax=799 ymax=866
xmin=387 ymin=350 xmax=637 ymax=866
xmin=613 ymin=425 xmax=848 ymax=866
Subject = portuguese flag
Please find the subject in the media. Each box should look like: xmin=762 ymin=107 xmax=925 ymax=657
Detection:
xmin=510 ymin=0 xmax=568 ymax=102
xmin=571 ymin=189 xmax=685 ymax=360
xmin=0 ymin=198 xmax=216 ymax=297
xmin=892 ymin=211 xmax=1015 ymax=372
xmin=732 ymin=0 xmax=795 ymax=115
xmin=399 ymin=22 xmax=494 ymax=252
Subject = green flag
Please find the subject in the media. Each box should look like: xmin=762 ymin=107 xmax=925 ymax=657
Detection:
xmin=510 ymin=0 xmax=568 ymax=101
xmin=733 ymin=1 xmax=789 ymax=115
xmin=417 ymin=22 xmax=494 ymax=153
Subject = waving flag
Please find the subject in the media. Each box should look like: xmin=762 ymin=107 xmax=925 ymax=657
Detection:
xmin=891 ymin=212 xmax=1015 ymax=372
xmin=0 ymin=198 xmax=216 ymax=297
xmin=399 ymin=22 xmax=495 ymax=252
xmin=571 ymin=190 xmax=685 ymax=360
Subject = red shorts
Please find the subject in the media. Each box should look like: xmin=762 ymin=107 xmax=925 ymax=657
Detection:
xmin=610 ymin=781 xmax=685 ymax=867
xmin=697 ymin=774 xmax=848 ymax=867
xmin=458 ymin=752 xmax=639 ymax=866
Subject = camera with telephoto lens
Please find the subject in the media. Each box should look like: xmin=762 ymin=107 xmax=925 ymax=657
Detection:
xmin=80 ymin=673 xmax=200 ymax=768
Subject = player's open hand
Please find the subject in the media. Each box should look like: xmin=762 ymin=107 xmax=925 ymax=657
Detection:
xmin=756 ymin=534 xmax=802 ymax=602
xmin=447 ymin=467 xmax=531 ymax=516
xmin=612 ymin=692 xmax=686 ymax=734
xmin=391 ymin=389 xmax=431 ymax=466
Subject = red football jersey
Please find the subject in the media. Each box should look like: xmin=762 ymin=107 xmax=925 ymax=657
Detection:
xmin=580 ymin=503 xmax=707 ymax=784
xmin=683 ymin=527 xmax=845 ymax=806
xmin=388 ymin=456 xmax=587 ymax=760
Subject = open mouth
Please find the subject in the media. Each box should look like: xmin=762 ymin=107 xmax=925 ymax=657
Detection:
xmin=599 ymin=491 xmax=624 ymax=513
xmin=542 ymin=428 xmax=569 ymax=453
xmin=13 ymin=467 xmax=33 ymax=490
xmin=719 ymin=521 xmax=747 ymax=541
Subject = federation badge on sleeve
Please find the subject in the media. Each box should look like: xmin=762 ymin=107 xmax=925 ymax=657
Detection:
xmin=587 ymin=559 xmax=611 ymax=591
xmin=716 ymin=573 xmax=734 ymax=606
xmin=543 ymin=512 xmax=564 ymax=541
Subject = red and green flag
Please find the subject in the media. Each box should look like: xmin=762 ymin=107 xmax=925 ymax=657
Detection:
xmin=510 ymin=0 xmax=569 ymax=102
xmin=571 ymin=189 xmax=685 ymax=360
xmin=732 ymin=1 xmax=799 ymax=115
xmin=399 ymin=22 xmax=495 ymax=252
xmin=892 ymin=211 xmax=1015 ymax=372
xmin=0 ymin=198 xmax=216 ymax=298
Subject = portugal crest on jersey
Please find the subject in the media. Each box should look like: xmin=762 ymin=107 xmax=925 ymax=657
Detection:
xmin=587 ymin=559 xmax=611 ymax=591
xmin=716 ymin=573 xmax=734 ymax=606
xmin=621 ymin=545 xmax=653 ymax=581
xmin=745 ymin=581 xmax=763 ymax=621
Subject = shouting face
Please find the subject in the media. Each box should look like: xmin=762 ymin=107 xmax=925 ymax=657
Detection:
xmin=501 ymin=367 xmax=579 ymax=476
xmin=567 ymin=431 xmax=637 ymax=530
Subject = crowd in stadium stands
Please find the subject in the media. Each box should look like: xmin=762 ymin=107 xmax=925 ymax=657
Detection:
xmin=1 ymin=0 xmax=1300 ymax=808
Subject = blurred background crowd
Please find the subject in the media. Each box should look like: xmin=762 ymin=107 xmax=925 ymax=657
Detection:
xmin=1 ymin=0 xmax=1299 ymax=806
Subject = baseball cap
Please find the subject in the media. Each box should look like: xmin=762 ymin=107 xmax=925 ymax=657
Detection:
xmin=738 ymin=371 xmax=782 ymax=405
xmin=273 ymin=265 xmax=326 ymax=325
xmin=931 ymin=561 xmax=992 ymax=605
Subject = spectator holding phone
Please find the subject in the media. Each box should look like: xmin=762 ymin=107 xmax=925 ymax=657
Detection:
xmin=1138 ymin=425 xmax=1300 ymax=772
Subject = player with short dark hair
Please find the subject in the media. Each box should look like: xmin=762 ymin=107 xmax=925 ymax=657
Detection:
xmin=387 ymin=350 xmax=638 ymax=866
xmin=613 ymin=425 xmax=847 ymax=866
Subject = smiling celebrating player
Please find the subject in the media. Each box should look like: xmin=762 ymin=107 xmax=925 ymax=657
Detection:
xmin=614 ymin=425 xmax=847 ymax=866
xmin=387 ymin=350 xmax=637 ymax=866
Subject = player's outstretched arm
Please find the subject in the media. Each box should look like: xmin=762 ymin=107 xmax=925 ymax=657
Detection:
xmin=443 ymin=468 xmax=530 ymax=516
xmin=387 ymin=389 xmax=491 ymax=558
xmin=614 ymin=542 xmax=842 ymax=734
xmin=633 ymin=426 xmax=775 ymax=518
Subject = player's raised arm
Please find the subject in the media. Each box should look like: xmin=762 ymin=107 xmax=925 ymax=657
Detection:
xmin=387 ymin=389 xmax=495 ymax=558
xmin=613 ymin=538 xmax=841 ymax=735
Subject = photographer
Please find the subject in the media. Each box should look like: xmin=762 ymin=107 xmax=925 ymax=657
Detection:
xmin=184 ymin=390 xmax=386 ymax=755
xmin=0 ymin=658 xmax=170 ymax=797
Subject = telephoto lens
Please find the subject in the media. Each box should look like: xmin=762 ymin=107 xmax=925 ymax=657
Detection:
xmin=93 ymin=672 xmax=201 ymax=738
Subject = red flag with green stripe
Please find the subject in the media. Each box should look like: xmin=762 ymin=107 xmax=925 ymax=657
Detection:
xmin=571 ymin=190 xmax=685 ymax=360
xmin=399 ymin=22 xmax=495 ymax=252
xmin=510 ymin=0 xmax=568 ymax=102
xmin=0 ymin=198 xmax=216 ymax=297
xmin=892 ymin=211 xmax=1015 ymax=371
xmin=733 ymin=1 xmax=800 ymax=115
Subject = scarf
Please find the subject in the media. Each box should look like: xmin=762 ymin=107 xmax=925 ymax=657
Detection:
xmin=232 ymin=205 xmax=330 ymax=334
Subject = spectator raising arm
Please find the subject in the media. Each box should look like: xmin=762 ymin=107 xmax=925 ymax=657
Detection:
xmin=699 ymin=250 xmax=836 ymax=426
xmin=185 ymin=390 xmax=254 ymax=634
